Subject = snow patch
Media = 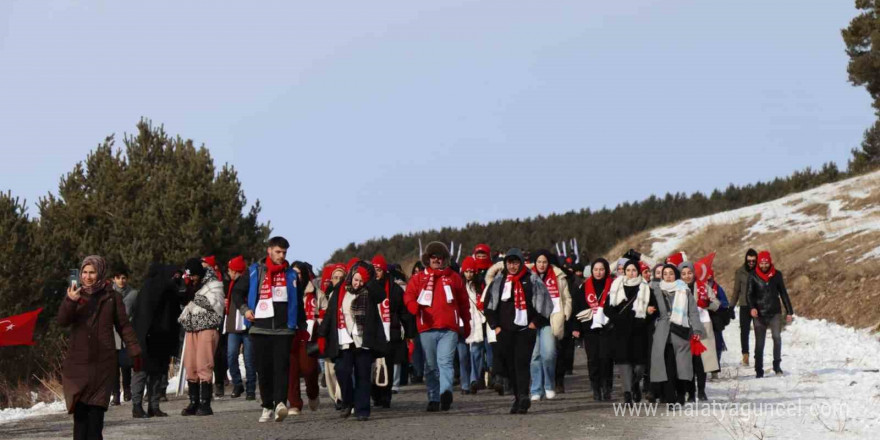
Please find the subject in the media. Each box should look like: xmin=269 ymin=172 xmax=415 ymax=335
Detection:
xmin=0 ymin=400 xmax=65 ymax=424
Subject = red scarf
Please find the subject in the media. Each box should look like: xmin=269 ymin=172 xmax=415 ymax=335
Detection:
xmin=305 ymin=290 xmax=317 ymax=321
xmin=585 ymin=277 xmax=612 ymax=311
xmin=506 ymin=267 xmax=528 ymax=313
xmin=420 ymin=267 xmax=453 ymax=304
xmin=260 ymin=257 xmax=288 ymax=301
xmin=379 ymin=277 xmax=391 ymax=323
xmin=336 ymin=282 xmax=349 ymax=330
xmin=473 ymin=257 xmax=493 ymax=271
xmin=532 ymin=266 xmax=559 ymax=299
xmin=225 ymin=279 xmax=236 ymax=314
xmin=756 ymin=251 xmax=776 ymax=282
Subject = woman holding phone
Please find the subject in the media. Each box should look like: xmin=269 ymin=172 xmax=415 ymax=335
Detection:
xmin=58 ymin=255 xmax=142 ymax=440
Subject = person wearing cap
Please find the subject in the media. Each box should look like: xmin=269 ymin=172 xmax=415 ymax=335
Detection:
xmin=747 ymin=251 xmax=793 ymax=378
xmin=485 ymin=248 xmax=552 ymax=414
xmin=201 ymin=255 xmax=229 ymax=398
xmin=369 ymin=254 xmax=410 ymax=408
xmin=404 ymin=241 xmax=471 ymax=412
xmin=316 ymin=261 xmax=387 ymax=421
xmin=178 ymin=257 xmax=225 ymax=416
xmin=238 ymin=236 xmax=300 ymax=423
xmin=226 ymin=255 xmax=256 ymax=400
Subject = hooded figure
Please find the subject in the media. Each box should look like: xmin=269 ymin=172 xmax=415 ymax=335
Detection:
xmin=484 ymin=248 xmax=552 ymax=414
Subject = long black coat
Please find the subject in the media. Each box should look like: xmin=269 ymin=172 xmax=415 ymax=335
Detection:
xmin=606 ymin=284 xmax=656 ymax=364
xmin=316 ymin=281 xmax=388 ymax=360
xmin=132 ymin=264 xmax=182 ymax=373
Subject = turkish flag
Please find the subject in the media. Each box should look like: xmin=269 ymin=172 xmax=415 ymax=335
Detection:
xmin=695 ymin=252 xmax=717 ymax=282
xmin=0 ymin=308 xmax=43 ymax=347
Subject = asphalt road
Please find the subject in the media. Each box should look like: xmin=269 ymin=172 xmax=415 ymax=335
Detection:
xmin=1 ymin=349 xmax=729 ymax=440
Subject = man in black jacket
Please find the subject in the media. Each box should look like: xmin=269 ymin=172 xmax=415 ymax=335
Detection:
xmin=746 ymin=251 xmax=794 ymax=378
xmin=730 ymin=249 xmax=758 ymax=367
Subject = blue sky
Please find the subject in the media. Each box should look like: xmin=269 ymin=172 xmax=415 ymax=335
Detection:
xmin=0 ymin=0 xmax=873 ymax=264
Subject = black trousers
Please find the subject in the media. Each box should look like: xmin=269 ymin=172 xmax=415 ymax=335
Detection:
xmin=336 ymin=348 xmax=373 ymax=417
xmin=72 ymin=403 xmax=105 ymax=440
xmin=555 ymin=336 xmax=574 ymax=386
xmin=252 ymin=333 xmax=292 ymax=409
xmin=691 ymin=355 xmax=706 ymax=394
xmin=739 ymin=305 xmax=752 ymax=354
xmin=112 ymin=365 xmax=132 ymax=400
xmin=496 ymin=328 xmax=537 ymax=399
xmin=583 ymin=331 xmax=613 ymax=389
xmin=658 ymin=342 xmax=688 ymax=404
xmin=213 ymin=333 xmax=228 ymax=387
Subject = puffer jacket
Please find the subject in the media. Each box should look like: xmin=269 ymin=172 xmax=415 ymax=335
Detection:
xmin=178 ymin=279 xmax=225 ymax=332
xmin=746 ymin=271 xmax=793 ymax=318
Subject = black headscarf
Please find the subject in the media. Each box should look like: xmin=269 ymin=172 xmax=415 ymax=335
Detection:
xmin=590 ymin=258 xmax=611 ymax=293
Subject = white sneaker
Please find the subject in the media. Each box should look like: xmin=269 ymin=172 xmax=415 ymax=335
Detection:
xmin=545 ymin=390 xmax=556 ymax=400
xmin=259 ymin=408 xmax=274 ymax=422
xmin=290 ymin=407 xmax=301 ymax=416
xmin=308 ymin=398 xmax=319 ymax=411
xmin=530 ymin=394 xmax=541 ymax=401
xmin=274 ymin=403 xmax=288 ymax=422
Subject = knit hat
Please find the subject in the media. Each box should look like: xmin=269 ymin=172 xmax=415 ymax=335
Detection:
xmin=228 ymin=255 xmax=246 ymax=272
xmin=421 ymin=241 xmax=451 ymax=267
xmin=758 ymin=250 xmax=772 ymax=265
xmin=202 ymin=255 xmax=217 ymax=268
xmin=666 ymin=252 xmax=687 ymax=267
xmin=677 ymin=261 xmax=695 ymax=275
xmin=473 ymin=244 xmax=491 ymax=256
xmin=460 ymin=256 xmax=477 ymax=272
xmin=184 ymin=258 xmax=207 ymax=279
xmin=638 ymin=261 xmax=650 ymax=274
xmin=372 ymin=254 xmax=388 ymax=271
xmin=616 ymin=258 xmax=629 ymax=272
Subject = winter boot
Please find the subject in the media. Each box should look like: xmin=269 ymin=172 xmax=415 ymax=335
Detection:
xmin=132 ymin=403 xmax=147 ymax=419
xmin=147 ymin=405 xmax=168 ymax=418
xmin=196 ymin=382 xmax=213 ymax=416
xmin=111 ymin=393 xmax=121 ymax=406
xmin=440 ymin=390 xmax=453 ymax=411
xmin=697 ymin=389 xmax=708 ymax=401
xmin=214 ymin=382 xmax=224 ymax=398
xmin=590 ymin=381 xmax=601 ymax=401
xmin=493 ymin=375 xmax=506 ymax=396
xmin=773 ymin=360 xmax=783 ymax=375
xmin=231 ymin=383 xmax=245 ymax=398
xmin=517 ymin=395 xmax=531 ymax=414
xmin=180 ymin=381 xmax=199 ymax=416
xmin=632 ymin=384 xmax=642 ymax=403
xmin=623 ymin=392 xmax=633 ymax=406
xmin=509 ymin=397 xmax=520 ymax=414
xmin=742 ymin=353 xmax=749 ymax=366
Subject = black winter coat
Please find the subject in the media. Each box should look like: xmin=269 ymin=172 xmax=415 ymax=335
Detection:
xmin=132 ymin=264 xmax=182 ymax=373
xmin=316 ymin=282 xmax=388 ymax=360
xmin=746 ymin=271 xmax=793 ymax=318
xmin=605 ymin=284 xmax=656 ymax=364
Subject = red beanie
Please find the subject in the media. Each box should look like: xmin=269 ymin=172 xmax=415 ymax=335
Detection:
xmin=227 ymin=255 xmax=246 ymax=273
xmin=638 ymin=261 xmax=650 ymax=274
xmin=372 ymin=255 xmax=387 ymax=271
xmin=461 ymin=256 xmax=477 ymax=272
xmin=355 ymin=266 xmax=372 ymax=283
xmin=345 ymin=258 xmax=360 ymax=272
xmin=473 ymin=244 xmax=491 ymax=256
xmin=758 ymin=251 xmax=772 ymax=265
xmin=202 ymin=255 xmax=217 ymax=268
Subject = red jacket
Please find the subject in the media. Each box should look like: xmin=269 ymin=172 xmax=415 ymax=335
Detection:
xmin=404 ymin=269 xmax=471 ymax=336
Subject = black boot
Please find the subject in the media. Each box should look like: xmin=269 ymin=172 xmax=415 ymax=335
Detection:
xmin=181 ymin=381 xmax=199 ymax=416
xmin=196 ymin=382 xmax=213 ymax=416
xmin=214 ymin=382 xmax=224 ymax=398
xmin=623 ymin=392 xmax=633 ymax=406
xmin=494 ymin=375 xmax=506 ymax=396
xmin=591 ymin=381 xmax=601 ymax=401
xmin=601 ymin=386 xmax=611 ymax=401
xmin=231 ymin=383 xmax=244 ymax=398
xmin=147 ymin=405 xmax=168 ymax=417
xmin=632 ymin=384 xmax=642 ymax=403
xmin=111 ymin=393 xmax=121 ymax=406
xmin=132 ymin=403 xmax=147 ymax=419
xmin=509 ymin=396 xmax=519 ymax=414
xmin=773 ymin=360 xmax=783 ymax=375
xmin=517 ymin=395 xmax=531 ymax=414
xmin=440 ymin=390 xmax=453 ymax=411
xmin=698 ymin=389 xmax=708 ymax=401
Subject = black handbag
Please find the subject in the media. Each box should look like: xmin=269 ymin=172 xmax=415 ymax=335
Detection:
xmin=306 ymin=340 xmax=323 ymax=358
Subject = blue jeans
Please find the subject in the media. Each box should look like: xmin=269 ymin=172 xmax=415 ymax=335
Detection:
xmin=392 ymin=364 xmax=401 ymax=391
xmin=227 ymin=332 xmax=256 ymax=394
xmin=419 ymin=330 xmax=457 ymax=402
xmin=456 ymin=337 xmax=478 ymax=391
xmin=529 ymin=325 xmax=557 ymax=396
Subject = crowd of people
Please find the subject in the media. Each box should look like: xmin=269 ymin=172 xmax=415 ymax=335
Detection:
xmin=58 ymin=237 xmax=795 ymax=439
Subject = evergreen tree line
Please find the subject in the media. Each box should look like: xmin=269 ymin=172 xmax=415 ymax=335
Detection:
xmin=328 ymin=163 xmax=849 ymax=267
xmin=0 ymin=120 xmax=269 ymax=403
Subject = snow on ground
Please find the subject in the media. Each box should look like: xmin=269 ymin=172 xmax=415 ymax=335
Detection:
xmin=0 ymin=400 xmax=65 ymax=424
xmin=705 ymin=316 xmax=880 ymax=439
xmin=647 ymin=170 xmax=880 ymax=261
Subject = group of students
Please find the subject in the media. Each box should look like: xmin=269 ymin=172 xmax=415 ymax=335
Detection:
xmin=58 ymin=237 xmax=795 ymax=439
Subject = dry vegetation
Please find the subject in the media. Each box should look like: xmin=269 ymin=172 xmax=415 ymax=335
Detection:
xmin=607 ymin=203 xmax=880 ymax=332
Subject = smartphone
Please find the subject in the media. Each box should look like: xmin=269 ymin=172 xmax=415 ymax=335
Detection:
xmin=68 ymin=269 xmax=80 ymax=289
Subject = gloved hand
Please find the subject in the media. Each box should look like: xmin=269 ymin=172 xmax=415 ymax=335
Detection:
xmin=133 ymin=356 xmax=143 ymax=373
xmin=728 ymin=308 xmax=736 ymax=320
